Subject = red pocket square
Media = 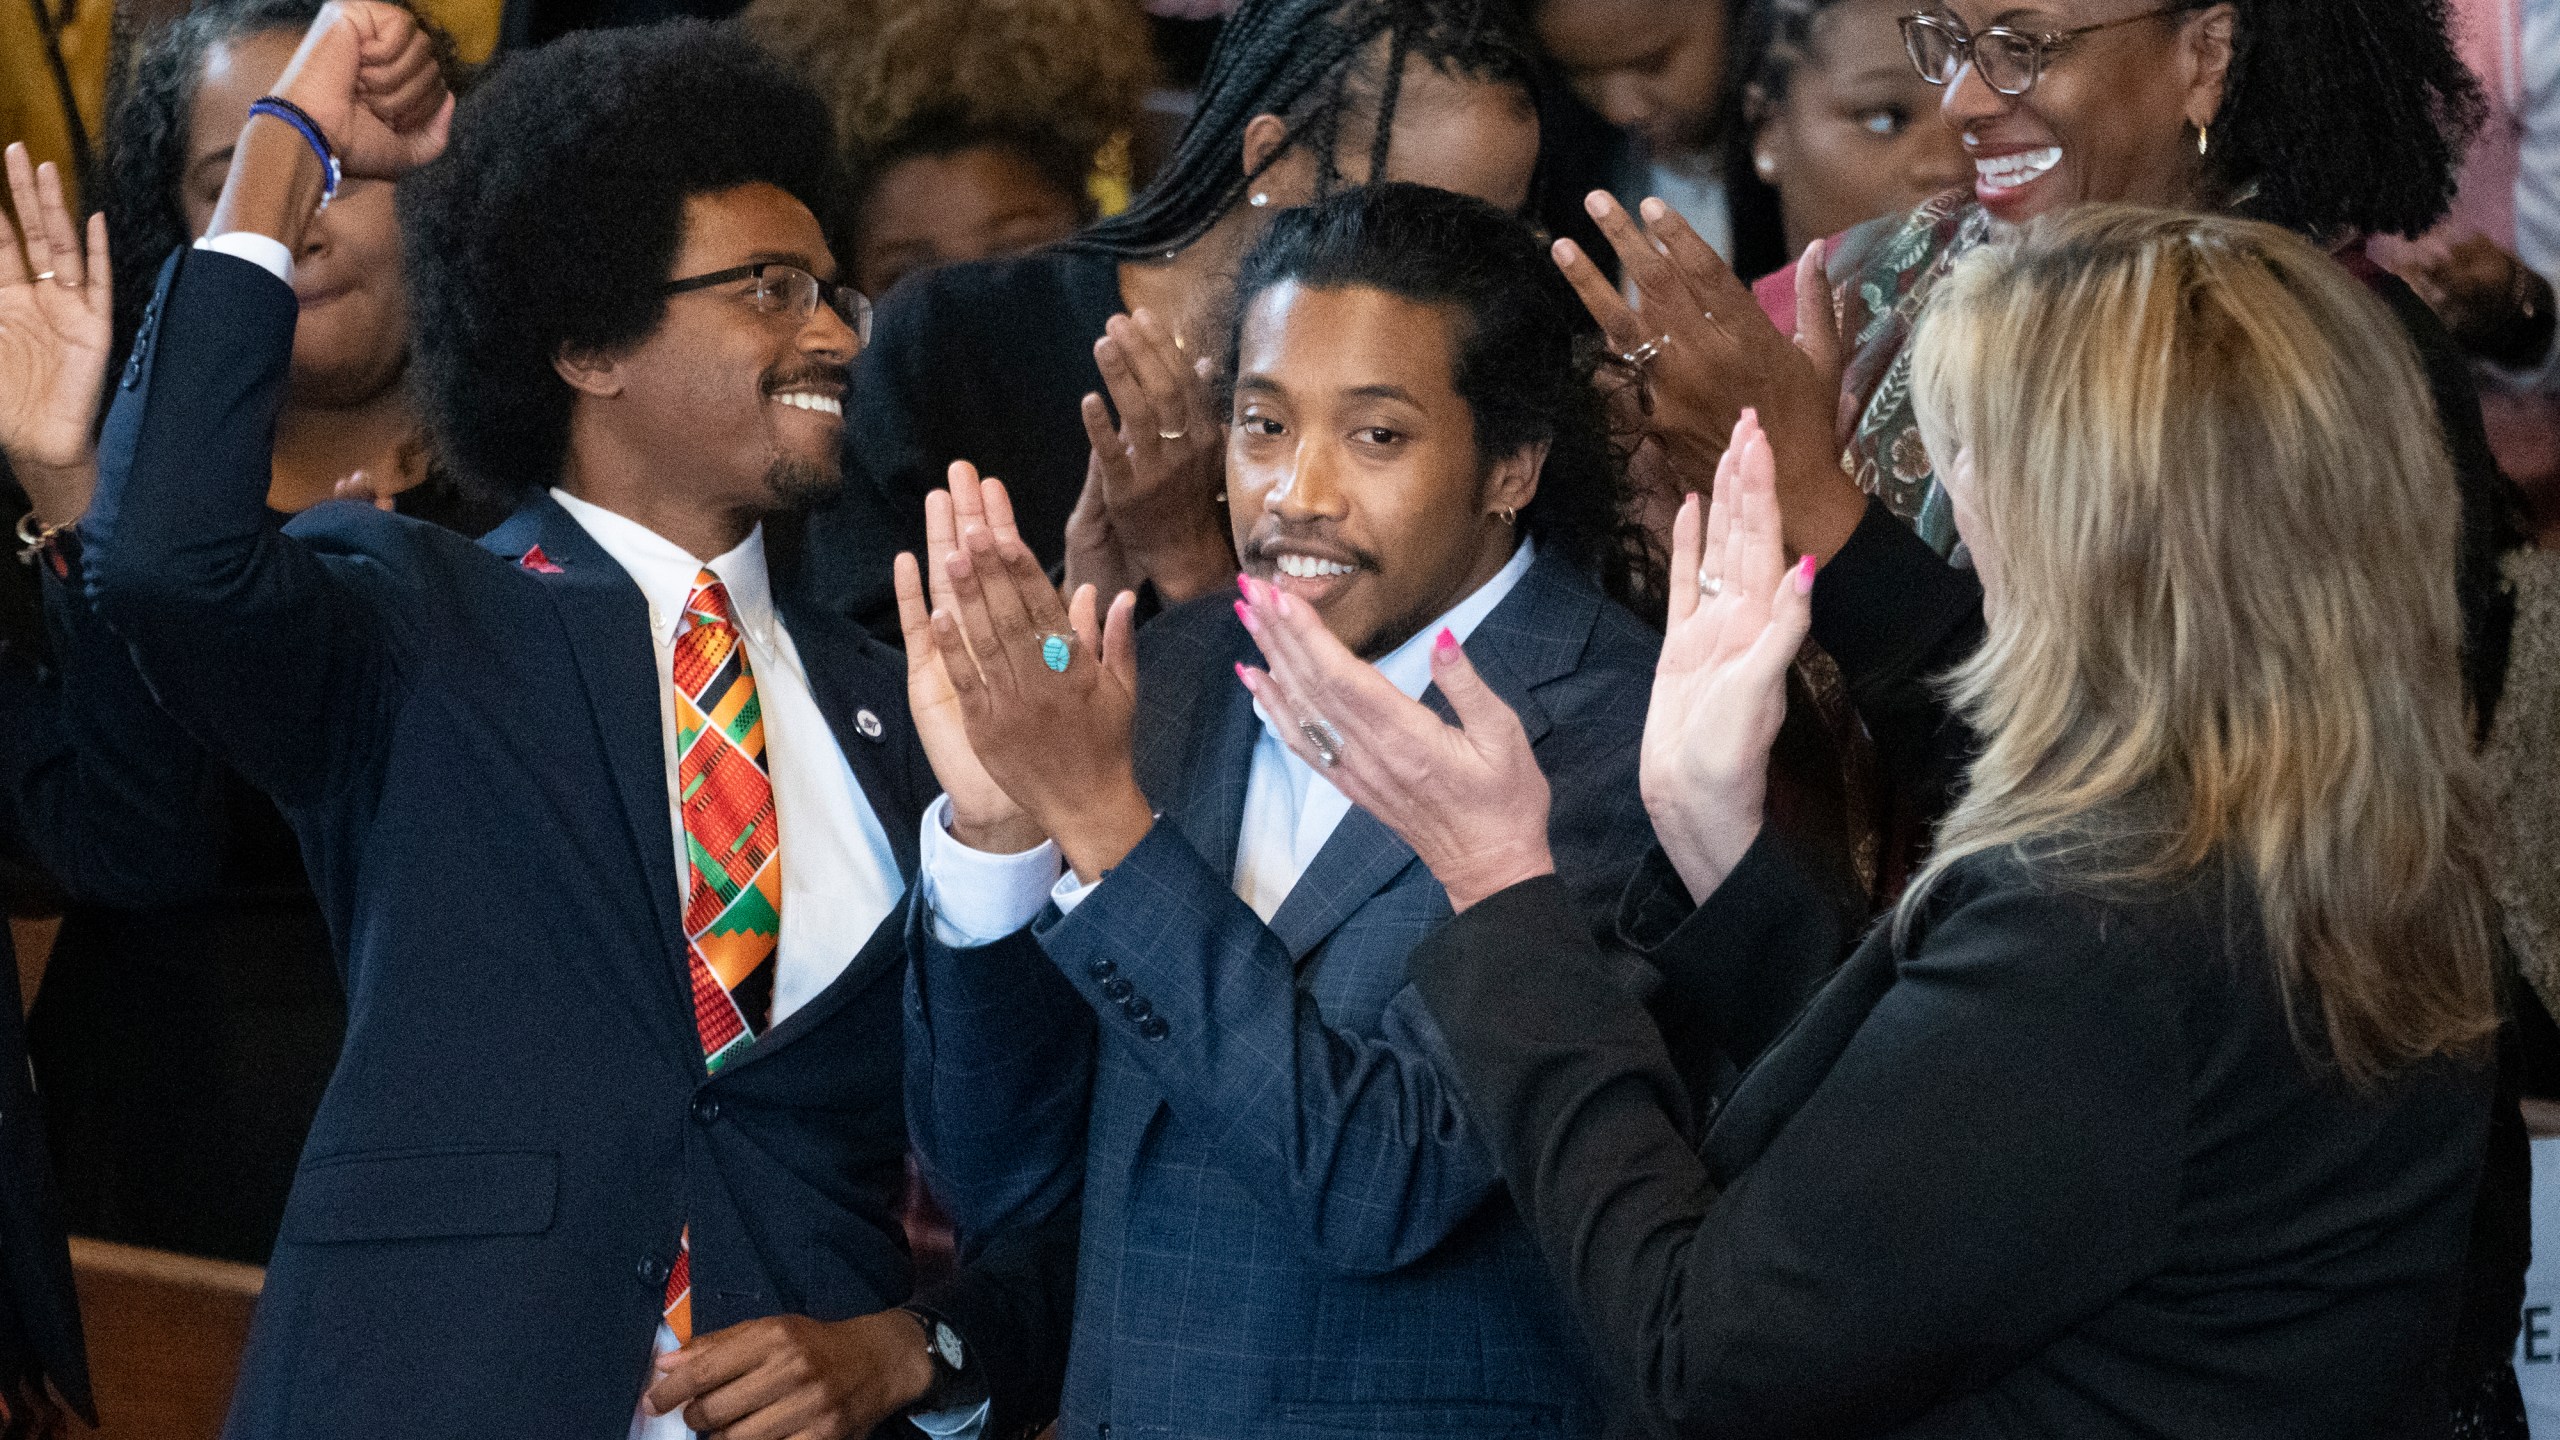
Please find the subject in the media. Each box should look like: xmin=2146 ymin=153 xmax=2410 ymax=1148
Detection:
xmin=519 ymin=545 xmax=565 ymax=575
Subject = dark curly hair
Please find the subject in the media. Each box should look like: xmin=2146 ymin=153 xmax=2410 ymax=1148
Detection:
xmin=399 ymin=20 xmax=844 ymax=501
xmin=1220 ymin=182 xmax=1656 ymax=607
xmin=851 ymin=103 xmax=1097 ymax=238
xmin=1072 ymin=0 xmax=1541 ymax=259
xmin=100 ymin=0 xmax=467 ymax=374
xmin=2205 ymin=0 xmax=2482 ymax=240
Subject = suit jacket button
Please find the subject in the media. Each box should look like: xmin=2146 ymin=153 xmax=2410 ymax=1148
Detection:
xmin=1137 ymin=1016 xmax=1170 ymax=1041
xmin=1099 ymin=976 xmax=1133 ymax=1001
xmin=1124 ymin=997 xmax=1153 ymax=1023
xmin=692 ymin=1096 xmax=721 ymax=1125
xmin=1087 ymin=957 xmax=1118 ymax=981
xmin=638 ymin=1256 xmax=670 ymax=1286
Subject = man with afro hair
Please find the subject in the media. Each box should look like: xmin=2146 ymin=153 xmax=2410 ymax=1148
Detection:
xmin=78 ymin=5 xmax=1069 ymax=1436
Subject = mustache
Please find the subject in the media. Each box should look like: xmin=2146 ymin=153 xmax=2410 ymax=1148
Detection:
xmin=1241 ymin=530 xmax=1380 ymax=573
xmin=761 ymin=362 xmax=848 ymax=395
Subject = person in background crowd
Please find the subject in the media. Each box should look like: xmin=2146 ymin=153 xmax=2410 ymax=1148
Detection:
xmin=740 ymin=0 xmax=1153 ymax=254
xmin=21 ymin=0 xmax=495 ymax=1271
xmin=1727 ymin=0 xmax=1969 ymax=261
xmin=71 ymin=8 xmax=1075 ymax=1435
xmin=1551 ymin=0 xmax=2536 ymax=1430
xmin=900 ymin=183 xmax=1658 ymax=1438
xmin=1518 ymin=0 xmax=1786 ymax=274
xmin=832 ymin=108 xmax=1093 ymax=300
xmin=0 ymin=143 xmax=242 ymax=1440
xmin=793 ymin=0 xmax=1545 ymax=639
xmin=2374 ymin=0 xmax=2560 ymax=544
xmin=1243 ymin=207 xmax=2505 ymax=1440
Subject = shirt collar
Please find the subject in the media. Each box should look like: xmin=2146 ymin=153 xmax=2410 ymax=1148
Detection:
xmin=1255 ymin=537 xmax=1536 ymax=744
xmin=549 ymin=487 xmax=775 ymax=646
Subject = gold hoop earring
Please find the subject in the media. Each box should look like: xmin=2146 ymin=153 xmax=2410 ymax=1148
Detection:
xmin=2196 ymin=124 xmax=2210 ymax=158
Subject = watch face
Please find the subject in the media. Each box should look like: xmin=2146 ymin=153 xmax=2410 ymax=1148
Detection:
xmin=933 ymin=1319 xmax=966 ymax=1371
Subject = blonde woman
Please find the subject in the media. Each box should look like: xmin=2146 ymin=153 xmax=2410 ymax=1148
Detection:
xmin=1227 ymin=207 xmax=2504 ymax=1437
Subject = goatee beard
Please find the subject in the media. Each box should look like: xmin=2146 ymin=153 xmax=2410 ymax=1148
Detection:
xmin=764 ymin=453 xmax=842 ymax=511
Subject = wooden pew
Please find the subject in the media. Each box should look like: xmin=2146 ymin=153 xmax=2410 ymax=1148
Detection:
xmin=69 ymin=1238 xmax=261 ymax=1440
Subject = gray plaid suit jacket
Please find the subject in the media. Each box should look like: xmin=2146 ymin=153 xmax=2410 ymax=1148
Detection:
xmin=905 ymin=546 xmax=1661 ymax=1439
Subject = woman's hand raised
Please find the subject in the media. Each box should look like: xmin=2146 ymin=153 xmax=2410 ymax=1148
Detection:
xmin=0 ymin=143 xmax=111 ymax=529
xmin=1555 ymin=193 xmax=1866 ymax=562
xmin=1234 ymin=578 xmax=1553 ymax=912
xmin=1641 ymin=410 xmax=1815 ymax=903
xmin=1073 ymin=306 xmax=1237 ymax=603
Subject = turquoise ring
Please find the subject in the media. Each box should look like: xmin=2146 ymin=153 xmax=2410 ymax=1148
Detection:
xmin=1040 ymin=632 xmax=1073 ymax=673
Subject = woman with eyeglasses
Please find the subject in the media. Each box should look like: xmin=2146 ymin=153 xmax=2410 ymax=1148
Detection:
xmin=1537 ymin=2 xmax=2536 ymax=1434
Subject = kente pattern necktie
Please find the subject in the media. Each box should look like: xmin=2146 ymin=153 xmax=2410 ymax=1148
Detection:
xmin=663 ymin=570 xmax=782 ymax=1344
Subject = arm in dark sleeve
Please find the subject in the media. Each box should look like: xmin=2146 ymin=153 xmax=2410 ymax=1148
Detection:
xmin=1410 ymin=862 xmax=2181 ymax=1439
xmin=1618 ymin=831 xmax=1859 ymax=1089
xmin=1808 ymin=496 xmax=1986 ymax=818
xmin=79 ymin=247 xmax=398 ymax=811
xmin=903 ymin=897 xmax=1095 ymax=1247
xmin=908 ymin=1203 xmax=1078 ymax=1440
xmin=0 ymin=554 xmax=227 ymax=907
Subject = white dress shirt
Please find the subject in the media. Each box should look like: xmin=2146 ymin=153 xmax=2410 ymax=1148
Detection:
xmin=2518 ymin=0 xmax=2560 ymax=383
xmin=922 ymin=540 xmax=1538 ymax=942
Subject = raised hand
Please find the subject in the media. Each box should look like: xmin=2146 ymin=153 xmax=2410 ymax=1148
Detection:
xmin=1061 ymin=447 xmax=1143 ymax=601
xmin=898 ymin=463 xmax=1049 ymax=854
xmin=1076 ymin=306 xmax=1237 ymax=602
xmin=0 ymin=144 xmax=111 ymax=527
xmin=271 ymin=0 xmax=453 ymax=181
xmin=1555 ymin=192 xmax=1865 ymax=561
xmin=1640 ymin=410 xmax=1815 ymax=902
xmin=1234 ymin=577 xmax=1553 ymax=913
xmin=926 ymin=475 xmax=1146 ymax=881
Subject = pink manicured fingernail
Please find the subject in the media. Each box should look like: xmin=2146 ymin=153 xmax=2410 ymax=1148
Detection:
xmin=1795 ymin=554 xmax=1817 ymax=593
xmin=1434 ymin=628 xmax=1458 ymax=657
xmin=1235 ymin=662 xmax=1251 ymax=682
xmin=1234 ymin=600 xmax=1257 ymax=631
xmin=1236 ymin=572 xmax=1252 ymax=597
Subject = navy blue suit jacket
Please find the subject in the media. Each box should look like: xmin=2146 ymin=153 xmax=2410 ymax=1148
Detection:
xmin=906 ymin=552 xmax=1661 ymax=1439
xmin=84 ymin=245 xmax=1052 ymax=1438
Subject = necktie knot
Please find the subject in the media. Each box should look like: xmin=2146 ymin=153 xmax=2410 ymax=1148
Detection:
xmin=683 ymin=570 xmax=737 ymax=634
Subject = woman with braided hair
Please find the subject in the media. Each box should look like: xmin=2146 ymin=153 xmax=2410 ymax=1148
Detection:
xmin=795 ymin=0 xmax=1546 ymax=637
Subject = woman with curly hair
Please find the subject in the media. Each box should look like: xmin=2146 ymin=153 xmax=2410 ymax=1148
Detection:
xmin=739 ymin=0 xmax=1151 ymax=295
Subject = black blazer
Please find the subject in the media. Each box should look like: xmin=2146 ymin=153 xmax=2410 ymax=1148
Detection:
xmin=84 ymin=243 xmax=1071 ymax=1439
xmin=1411 ymin=838 xmax=2494 ymax=1439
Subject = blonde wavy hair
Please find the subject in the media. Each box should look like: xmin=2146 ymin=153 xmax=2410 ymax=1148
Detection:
xmin=1904 ymin=205 xmax=2500 ymax=1087
xmin=738 ymin=0 xmax=1154 ymax=166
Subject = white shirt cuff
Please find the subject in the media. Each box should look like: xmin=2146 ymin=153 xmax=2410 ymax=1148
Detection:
xmin=919 ymin=794 xmax=1063 ymax=947
xmin=911 ymin=1398 xmax=991 ymax=1439
xmin=1051 ymin=866 xmax=1098 ymax=917
xmin=195 ymin=231 xmax=294 ymax=284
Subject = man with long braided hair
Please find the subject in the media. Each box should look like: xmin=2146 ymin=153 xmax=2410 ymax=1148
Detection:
xmin=796 ymin=0 xmax=1547 ymax=638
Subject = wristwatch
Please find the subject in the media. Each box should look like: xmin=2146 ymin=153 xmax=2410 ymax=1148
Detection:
xmin=899 ymin=1304 xmax=990 ymax=1415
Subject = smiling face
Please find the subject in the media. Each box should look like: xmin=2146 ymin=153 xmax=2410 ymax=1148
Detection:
xmin=184 ymin=26 xmax=410 ymax=407
xmin=1535 ymin=0 xmax=1729 ymax=155
xmin=1754 ymin=0 xmax=1971 ymax=254
xmin=1930 ymin=0 xmax=2232 ymax=224
xmin=585 ymin=183 xmax=859 ymax=519
xmin=1227 ymin=282 xmax=1538 ymax=660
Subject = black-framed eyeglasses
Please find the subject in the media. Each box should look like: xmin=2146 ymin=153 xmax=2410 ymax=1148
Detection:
xmin=662 ymin=262 xmax=872 ymax=343
xmin=1899 ymin=5 xmax=2193 ymax=98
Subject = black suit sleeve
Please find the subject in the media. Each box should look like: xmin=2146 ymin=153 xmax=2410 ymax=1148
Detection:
xmin=906 ymin=1203 xmax=1078 ymax=1440
xmin=1807 ymin=496 xmax=1986 ymax=822
xmin=1409 ymin=863 xmax=2182 ymax=1439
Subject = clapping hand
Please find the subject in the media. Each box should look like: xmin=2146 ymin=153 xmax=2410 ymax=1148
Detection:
xmin=921 ymin=473 xmax=1148 ymax=882
xmin=1234 ymin=578 xmax=1554 ymax=913
xmin=1554 ymin=192 xmax=1865 ymax=561
xmin=0 ymin=143 xmax=111 ymax=528
xmin=897 ymin=463 xmax=1051 ymax=854
xmin=1070 ymin=306 xmax=1237 ymax=603
xmin=1640 ymin=409 xmax=1815 ymax=903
